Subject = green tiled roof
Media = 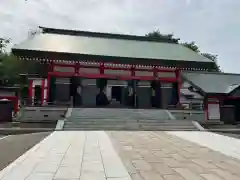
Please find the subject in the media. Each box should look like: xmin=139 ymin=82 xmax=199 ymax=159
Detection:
xmin=12 ymin=28 xmax=213 ymax=64
xmin=182 ymin=72 xmax=240 ymax=94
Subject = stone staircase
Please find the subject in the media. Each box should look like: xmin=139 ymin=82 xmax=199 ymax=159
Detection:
xmin=63 ymin=108 xmax=198 ymax=131
xmin=169 ymin=110 xmax=205 ymax=122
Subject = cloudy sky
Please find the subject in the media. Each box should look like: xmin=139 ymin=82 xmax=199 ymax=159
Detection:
xmin=0 ymin=0 xmax=240 ymax=72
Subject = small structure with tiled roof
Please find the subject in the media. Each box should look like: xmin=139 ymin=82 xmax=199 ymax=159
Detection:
xmin=182 ymin=72 xmax=240 ymax=123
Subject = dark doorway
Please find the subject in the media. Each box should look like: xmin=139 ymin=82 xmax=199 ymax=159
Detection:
xmin=112 ymin=86 xmax=122 ymax=102
xmin=109 ymin=86 xmax=124 ymax=108
xmin=34 ymin=85 xmax=41 ymax=105
xmin=224 ymin=99 xmax=240 ymax=122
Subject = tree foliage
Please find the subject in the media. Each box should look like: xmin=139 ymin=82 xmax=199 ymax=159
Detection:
xmin=181 ymin=41 xmax=200 ymax=53
xmin=0 ymin=38 xmax=46 ymax=86
xmin=0 ymin=53 xmax=21 ymax=85
xmin=28 ymin=28 xmax=42 ymax=39
xmin=146 ymin=30 xmax=180 ymax=44
xmin=201 ymin=53 xmax=217 ymax=61
xmin=0 ymin=38 xmax=10 ymax=53
xmin=201 ymin=53 xmax=220 ymax=72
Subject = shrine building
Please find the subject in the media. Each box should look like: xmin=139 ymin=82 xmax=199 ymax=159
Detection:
xmin=11 ymin=27 xmax=240 ymax=122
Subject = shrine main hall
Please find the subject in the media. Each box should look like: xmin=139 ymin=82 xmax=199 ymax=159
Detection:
xmin=12 ymin=27 xmax=240 ymax=122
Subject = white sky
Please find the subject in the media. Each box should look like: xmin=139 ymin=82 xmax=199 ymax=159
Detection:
xmin=0 ymin=0 xmax=240 ymax=73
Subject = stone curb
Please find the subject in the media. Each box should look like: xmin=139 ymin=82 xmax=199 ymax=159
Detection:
xmin=192 ymin=121 xmax=207 ymax=131
xmin=0 ymin=128 xmax=53 ymax=135
xmin=55 ymin=108 xmax=73 ymax=130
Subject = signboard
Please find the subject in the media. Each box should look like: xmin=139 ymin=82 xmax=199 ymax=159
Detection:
xmin=208 ymin=103 xmax=220 ymax=120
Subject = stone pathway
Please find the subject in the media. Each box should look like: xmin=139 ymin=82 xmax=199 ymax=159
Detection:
xmin=1 ymin=131 xmax=240 ymax=180
xmin=0 ymin=131 xmax=130 ymax=180
xmin=168 ymin=131 xmax=240 ymax=160
xmin=109 ymin=131 xmax=240 ymax=180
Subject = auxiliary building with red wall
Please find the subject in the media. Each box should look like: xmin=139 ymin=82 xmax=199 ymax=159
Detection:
xmin=12 ymin=27 xmax=240 ymax=122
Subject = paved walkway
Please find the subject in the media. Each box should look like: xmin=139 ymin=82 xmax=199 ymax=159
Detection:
xmin=110 ymin=131 xmax=240 ymax=180
xmin=168 ymin=131 xmax=240 ymax=160
xmin=0 ymin=131 xmax=130 ymax=180
xmin=1 ymin=131 xmax=240 ymax=180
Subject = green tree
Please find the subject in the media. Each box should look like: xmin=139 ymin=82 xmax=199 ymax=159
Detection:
xmin=145 ymin=30 xmax=180 ymax=44
xmin=0 ymin=53 xmax=21 ymax=85
xmin=181 ymin=41 xmax=200 ymax=53
xmin=201 ymin=53 xmax=221 ymax=72
xmin=28 ymin=28 xmax=42 ymax=39
xmin=0 ymin=37 xmax=47 ymax=86
xmin=0 ymin=38 xmax=10 ymax=53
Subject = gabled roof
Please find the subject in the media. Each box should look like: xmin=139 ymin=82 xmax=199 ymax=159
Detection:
xmin=12 ymin=27 xmax=216 ymax=70
xmin=182 ymin=72 xmax=240 ymax=95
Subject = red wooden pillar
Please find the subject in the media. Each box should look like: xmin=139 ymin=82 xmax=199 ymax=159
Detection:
xmin=99 ymin=63 xmax=105 ymax=92
xmin=100 ymin=63 xmax=104 ymax=74
xmin=204 ymin=96 xmax=209 ymax=121
xmin=28 ymin=79 xmax=33 ymax=105
xmin=131 ymin=65 xmax=137 ymax=107
xmin=131 ymin=65 xmax=135 ymax=76
xmin=75 ymin=62 xmax=80 ymax=75
xmin=175 ymin=69 xmax=181 ymax=106
xmin=41 ymin=79 xmax=45 ymax=106
xmin=46 ymin=74 xmax=51 ymax=103
xmin=46 ymin=62 xmax=53 ymax=103
xmin=14 ymin=96 xmax=19 ymax=114
xmin=153 ymin=66 xmax=158 ymax=79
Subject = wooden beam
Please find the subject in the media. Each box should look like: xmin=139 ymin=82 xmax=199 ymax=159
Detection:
xmin=48 ymin=71 xmax=177 ymax=82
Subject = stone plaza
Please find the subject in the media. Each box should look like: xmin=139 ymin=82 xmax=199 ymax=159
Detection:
xmin=1 ymin=122 xmax=240 ymax=180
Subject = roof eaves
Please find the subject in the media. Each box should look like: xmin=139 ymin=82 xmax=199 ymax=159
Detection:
xmin=227 ymin=84 xmax=240 ymax=95
xmin=12 ymin=50 xmax=216 ymax=70
xmin=205 ymin=92 xmax=227 ymax=97
xmin=182 ymin=71 xmax=240 ymax=76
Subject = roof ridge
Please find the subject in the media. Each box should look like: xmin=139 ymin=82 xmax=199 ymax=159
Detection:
xmin=39 ymin=26 xmax=177 ymax=44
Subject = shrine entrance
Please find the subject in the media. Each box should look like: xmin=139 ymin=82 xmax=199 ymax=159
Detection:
xmin=28 ymin=62 xmax=181 ymax=109
xmin=48 ymin=74 xmax=179 ymax=109
xmin=69 ymin=78 xmax=141 ymax=108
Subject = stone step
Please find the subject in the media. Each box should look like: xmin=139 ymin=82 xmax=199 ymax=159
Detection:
xmin=169 ymin=110 xmax=205 ymax=121
xmin=69 ymin=115 xmax=171 ymax=119
xmin=64 ymin=125 xmax=196 ymax=129
xmin=67 ymin=117 xmax=183 ymax=121
xmin=63 ymin=123 xmax=196 ymax=129
xmin=63 ymin=126 xmax=196 ymax=131
xmin=64 ymin=108 xmax=197 ymax=131
xmin=64 ymin=121 xmax=193 ymax=126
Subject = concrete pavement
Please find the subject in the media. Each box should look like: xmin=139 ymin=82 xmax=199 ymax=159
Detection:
xmin=0 ymin=132 xmax=50 ymax=171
